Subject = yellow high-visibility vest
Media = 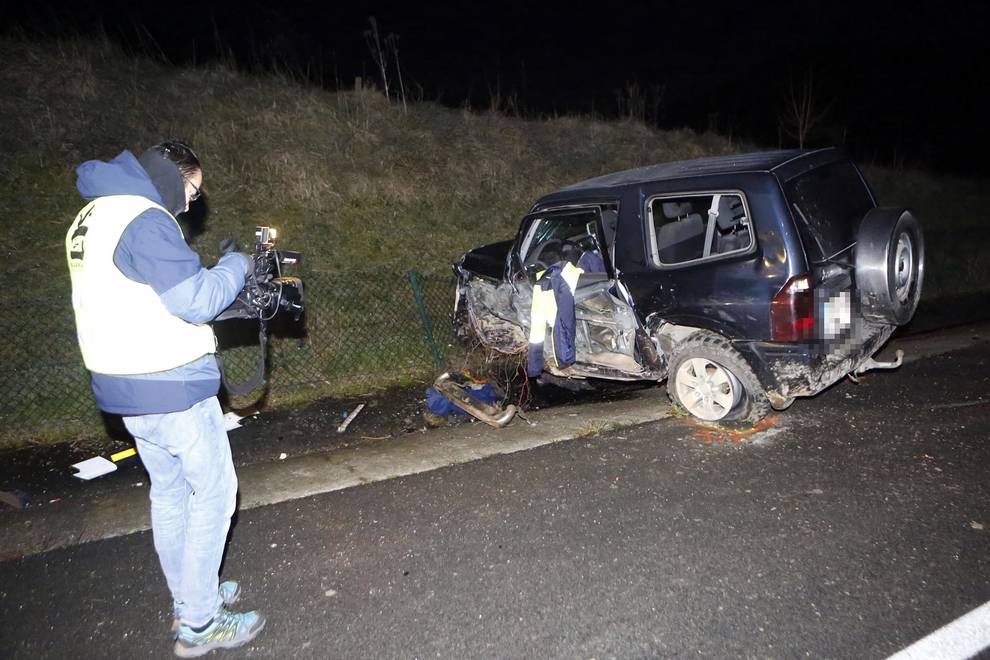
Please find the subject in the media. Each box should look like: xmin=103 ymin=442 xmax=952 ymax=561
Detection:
xmin=529 ymin=261 xmax=582 ymax=367
xmin=66 ymin=195 xmax=216 ymax=375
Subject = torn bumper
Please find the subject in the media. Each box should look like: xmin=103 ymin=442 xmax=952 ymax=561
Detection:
xmin=738 ymin=323 xmax=897 ymax=399
xmin=432 ymin=373 xmax=517 ymax=428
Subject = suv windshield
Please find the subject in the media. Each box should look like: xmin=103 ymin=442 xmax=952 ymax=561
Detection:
xmin=520 ymin=209 xmax=606 ymax=274
xmin=784 ymin=161 xmax=874 ymax=263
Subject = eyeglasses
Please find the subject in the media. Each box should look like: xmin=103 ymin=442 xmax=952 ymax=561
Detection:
xmin=185 ymin=178 xmax=202 ymax=202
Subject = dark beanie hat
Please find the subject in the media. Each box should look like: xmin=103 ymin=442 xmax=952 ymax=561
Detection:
xmin=138 ymin=148 xmax=186 ymax=216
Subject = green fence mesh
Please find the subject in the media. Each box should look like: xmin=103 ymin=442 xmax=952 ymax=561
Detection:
xmin=0 ymin=269 xmax=462 ymax=447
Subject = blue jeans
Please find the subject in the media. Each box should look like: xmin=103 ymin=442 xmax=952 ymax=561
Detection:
xmin=123 ymin=396 xmax=238 ymax=628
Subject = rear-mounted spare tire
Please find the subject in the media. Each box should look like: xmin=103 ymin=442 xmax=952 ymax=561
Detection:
xmin=855 ymin=208 xmax=924 ymax=325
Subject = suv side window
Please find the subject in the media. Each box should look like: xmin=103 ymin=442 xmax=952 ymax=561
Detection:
xmin=646 ymin=192 xmax=753 ymax=266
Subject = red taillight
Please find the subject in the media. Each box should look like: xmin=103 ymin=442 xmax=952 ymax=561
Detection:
xmin=771 ymin=273 xmax=815 ymax=341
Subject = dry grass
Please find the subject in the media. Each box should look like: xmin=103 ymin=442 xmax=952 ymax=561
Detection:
xmin=576 ymin=419 xmax=617 ymax=438
xmin=0 ymin=36 xmax=744 ymax=289
xmin=5 ymin=36 xmax=982 ymax=296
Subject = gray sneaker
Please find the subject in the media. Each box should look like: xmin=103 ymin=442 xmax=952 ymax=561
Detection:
xmin=174 ymin=609 xmax=266 ymax=658
xmin=172 ymin=581 xmax=242 ymax=632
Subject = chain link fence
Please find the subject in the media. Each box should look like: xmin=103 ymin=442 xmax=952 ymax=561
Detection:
xmin=0 ymin=269 xmax=464 ymax=448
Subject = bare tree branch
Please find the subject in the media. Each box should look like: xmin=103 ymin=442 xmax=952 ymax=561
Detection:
xmin=781 ymin=69 xmax=833 ymax=148
xmin=363 ymin=16 xmax=389 ymax=100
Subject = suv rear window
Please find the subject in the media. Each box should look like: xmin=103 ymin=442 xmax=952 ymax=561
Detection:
xmin=784 ymin=161 xmax=874 ymax=263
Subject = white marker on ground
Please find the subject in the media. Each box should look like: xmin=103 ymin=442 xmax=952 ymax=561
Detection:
xmin=886 ymin=600 xmax=990 ymax=660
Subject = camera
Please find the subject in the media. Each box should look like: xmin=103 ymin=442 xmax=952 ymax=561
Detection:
xmin=215 ymin=226 xmax=305 ymax=322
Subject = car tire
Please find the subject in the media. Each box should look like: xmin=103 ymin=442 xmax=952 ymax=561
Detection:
xmin=855 ymin=208 xmax=924 ymax=325
xmin=666 ymin=332 xmax=771 ymax=426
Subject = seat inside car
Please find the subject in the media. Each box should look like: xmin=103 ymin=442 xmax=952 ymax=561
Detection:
xmin=658 ymin=201 xmax=705 ymax=263
xmin=713 ymin=195 xmax=750 ymax=253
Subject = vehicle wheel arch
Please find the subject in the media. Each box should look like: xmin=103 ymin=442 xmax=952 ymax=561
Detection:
xmin=661 ymin=328 xmax=773 ymax=425
xmin=651 ymin=323 xmax=783 ymax=422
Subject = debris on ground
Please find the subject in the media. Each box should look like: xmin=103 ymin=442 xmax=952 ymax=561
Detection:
xmin=0 ymin=490 xmax=30 ymax=510
xmin=69 ymin=444 xmax=142 ymax=481
xmin=691 ymin=416 xmax=780 ymax=445
xmin=71 ymin=456 xmax=117 ymax=480
xmin=223 ymin=409 xmax=259 ymax=431
xmin=110 ymin=448 xmax=137 ymax=462
xmin=429 ymin=373 xmax=516 ymax=428
xmin=337 ymin=404 xmax=366 ymax=433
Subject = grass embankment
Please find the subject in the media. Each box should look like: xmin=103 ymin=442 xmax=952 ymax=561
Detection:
xmin=0 ymin=36 xmax=985 ymax=447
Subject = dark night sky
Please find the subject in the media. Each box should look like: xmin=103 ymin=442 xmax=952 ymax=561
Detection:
xmin=4 ymin=1 xmax=989 ymax=175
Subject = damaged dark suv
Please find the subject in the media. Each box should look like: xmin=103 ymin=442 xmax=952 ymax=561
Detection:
xmin=453 ymin=148 xmax=925 ymax=425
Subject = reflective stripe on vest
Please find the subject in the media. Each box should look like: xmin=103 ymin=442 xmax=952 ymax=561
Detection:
xmin=66 ymin=195 xmax=216 ymax=375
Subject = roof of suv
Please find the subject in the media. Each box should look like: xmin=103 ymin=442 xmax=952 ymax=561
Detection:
xmin=554 ymin=148 xmax=840 ymax=194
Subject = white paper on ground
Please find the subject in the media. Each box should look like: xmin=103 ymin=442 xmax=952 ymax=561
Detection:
xmin=223 ymin=412 xmax=244 ymax=431
xmin=71 ymin=456 xmax=118 ymax=480
xmin=223 ymin=410 xmax=258 ymax=431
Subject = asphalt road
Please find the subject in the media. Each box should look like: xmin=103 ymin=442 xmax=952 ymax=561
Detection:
xmin=2 ymin=344 xmax=989 ymax=659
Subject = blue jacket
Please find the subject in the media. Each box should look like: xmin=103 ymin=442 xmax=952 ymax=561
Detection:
xmin=74 ymin=150 xmax=250 ymax=415
xmin=526 ymin=262 xmax=579 ymax=377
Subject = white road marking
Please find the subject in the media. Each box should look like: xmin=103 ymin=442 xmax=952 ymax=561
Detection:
xmin=886 ymin=600 xmax=990 ymax=660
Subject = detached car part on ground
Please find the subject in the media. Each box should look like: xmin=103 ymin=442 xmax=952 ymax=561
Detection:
xmin=453 ymin=149 xmax=924 ymax=426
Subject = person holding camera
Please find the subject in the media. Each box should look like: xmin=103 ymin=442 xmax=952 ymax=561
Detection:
xmin=66 ymin=141 xmax=266 ymax=657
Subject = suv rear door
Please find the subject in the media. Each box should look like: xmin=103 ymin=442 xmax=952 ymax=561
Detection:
xmin=619 ymin=186 xmax=768 ymax=340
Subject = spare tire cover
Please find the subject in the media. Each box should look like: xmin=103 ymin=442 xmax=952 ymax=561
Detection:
xmin=855 ymin=208 xmax=925 ymax=325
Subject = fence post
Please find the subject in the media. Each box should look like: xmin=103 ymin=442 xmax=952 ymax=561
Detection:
xmin=408 ymin=270 xmax=443 ymax=369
